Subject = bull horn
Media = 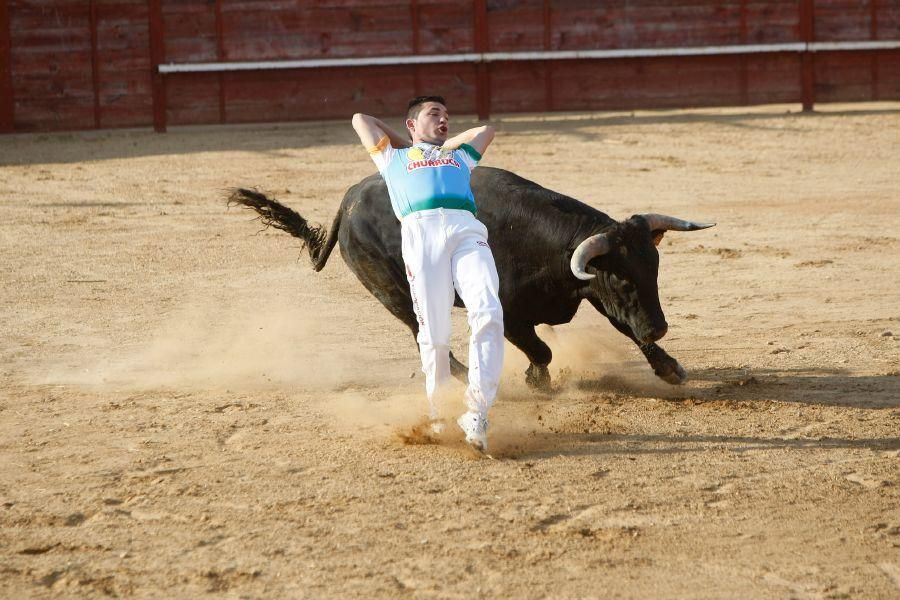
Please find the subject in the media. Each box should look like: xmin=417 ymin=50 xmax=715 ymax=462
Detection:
xmin=570 ymin=233 xmax=610 ymax=280
xmin=641 ymin=213 xmax=716 ymax=232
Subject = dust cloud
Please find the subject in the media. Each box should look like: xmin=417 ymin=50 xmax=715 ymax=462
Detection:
xmin=32 ymin=295 xmax=377 ymax=393
xmin=31 ymin=276 xmax=662 ymax=449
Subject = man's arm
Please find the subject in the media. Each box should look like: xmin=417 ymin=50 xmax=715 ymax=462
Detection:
xmin=443 ymin=125 xmax=495 ymax=155
xmin=351 ymin=113 xmax=411 ymax=150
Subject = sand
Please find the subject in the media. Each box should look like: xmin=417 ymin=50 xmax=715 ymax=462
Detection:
xmin=1 ymin=103 xmax=898 ymax=598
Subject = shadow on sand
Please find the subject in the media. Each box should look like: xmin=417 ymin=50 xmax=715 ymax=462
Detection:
xmin=498 ymin=104 xmax=900 ymax=140
xmin=569 ymin=366 xmax=900 ymax=409
xmin=492 ymin=430 xmax=900 ymax=461
xmin=490 ymin=366 xmax=900 ymax=459
xmin=3 ymin=104 xmax=898 ymax=166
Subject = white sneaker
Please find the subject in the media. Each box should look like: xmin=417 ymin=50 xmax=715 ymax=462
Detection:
xmin=430 ymin=420 xmax=446 ymax=435
xmin=457 ymin=411 xmax=488 ymax=453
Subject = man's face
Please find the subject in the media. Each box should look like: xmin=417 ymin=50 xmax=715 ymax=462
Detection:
xmin=407 ymin=102 xmax=449 ymax=145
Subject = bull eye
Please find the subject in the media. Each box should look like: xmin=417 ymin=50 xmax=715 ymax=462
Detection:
xmin=621 ymin=281 xmax=636 ymax=294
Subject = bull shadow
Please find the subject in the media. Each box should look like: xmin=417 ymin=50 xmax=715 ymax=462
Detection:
xmin=491 ymin=430 xmax=900 ymax=461
xmin=485 ymin=361 xmax=900 ymax=459
xmin=567 ymin=366 xmax=900 ymax=409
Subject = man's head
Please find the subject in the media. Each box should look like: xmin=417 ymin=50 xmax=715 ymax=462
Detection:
xmin=406 ymin=96 xmax=449 ymax=145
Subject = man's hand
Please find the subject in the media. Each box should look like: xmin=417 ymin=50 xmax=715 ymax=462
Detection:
xmin=352 ymin=113 xmax=411 ymax=150
xmin=443 ymin=125 xmax=495 ymax=155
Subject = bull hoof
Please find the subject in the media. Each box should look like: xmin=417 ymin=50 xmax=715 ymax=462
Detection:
xmin=525 ymin=364 xmax=551 ymax=391
xmin=656 ymin=361 xmax=687 ymax=385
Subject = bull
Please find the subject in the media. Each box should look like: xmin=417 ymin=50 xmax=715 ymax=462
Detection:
xmin=228 ymin=166 xmax=713 ymax=389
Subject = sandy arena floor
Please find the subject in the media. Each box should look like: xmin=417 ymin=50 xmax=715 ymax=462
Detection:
xmin=1 ymin=103 xmax=898 ymax=598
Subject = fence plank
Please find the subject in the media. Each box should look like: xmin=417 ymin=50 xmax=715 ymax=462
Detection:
xmin=0 ymin=1 xmax=13 ymax=132
xmin=149 ymin=0 xmax=166 ymax=131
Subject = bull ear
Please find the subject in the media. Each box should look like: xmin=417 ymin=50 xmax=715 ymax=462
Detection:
xmin=652 ymin=230 xmax=665 ymax=246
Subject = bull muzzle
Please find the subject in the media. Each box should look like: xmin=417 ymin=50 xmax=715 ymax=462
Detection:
xmin=644 ymin=323 xmax=668 ymax=344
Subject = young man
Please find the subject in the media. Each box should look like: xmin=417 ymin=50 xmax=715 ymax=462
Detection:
xmin=351 ymin=96 xmax=503 ymax=452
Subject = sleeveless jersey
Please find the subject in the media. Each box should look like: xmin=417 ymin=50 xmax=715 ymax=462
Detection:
xmin=368 ymin=138 xmax=481 ymax=221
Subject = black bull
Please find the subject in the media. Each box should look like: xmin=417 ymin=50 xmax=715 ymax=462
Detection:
xmin=228 ymin=166 xmax=714 ymax=389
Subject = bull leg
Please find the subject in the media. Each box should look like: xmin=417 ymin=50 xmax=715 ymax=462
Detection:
xmin=505 ymin=323 xmax=552 ymax=390
xmin=639 ymin=342 xmax=686 ymax=384
xmin=448 ymin=352 xmax=468 ymax=383
xmin=604 ymin=318 xmax=686 ymax=384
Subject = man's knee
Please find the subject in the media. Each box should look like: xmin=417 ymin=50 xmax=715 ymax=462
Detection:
xmin=419 ymin=340 xmax=451 ymax=355
xmin=468 ymin=306 xmax=504 ymax=339
xmin=417 ymin=324 xmax=452 ymax=347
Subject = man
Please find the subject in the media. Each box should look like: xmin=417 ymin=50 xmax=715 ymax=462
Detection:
xmin=351 ymin=96 xmax=503 ymax=452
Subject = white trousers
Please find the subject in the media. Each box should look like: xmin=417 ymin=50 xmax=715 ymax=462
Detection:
xmin=400 ymin=208 xmax=504 ymax=417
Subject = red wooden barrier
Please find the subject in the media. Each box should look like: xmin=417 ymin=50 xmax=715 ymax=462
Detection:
xmin=0 ymin=1 xmax=898 ymax=133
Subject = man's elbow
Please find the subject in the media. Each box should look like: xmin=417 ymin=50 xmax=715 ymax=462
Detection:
xmin=473 ymin=125 xmax=495 ymax=149
xmin=353 ymin=112 xmax=378 ymax=129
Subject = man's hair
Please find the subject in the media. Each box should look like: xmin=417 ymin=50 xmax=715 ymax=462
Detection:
xmin=407 ymin=95 xmax=446 ymax=119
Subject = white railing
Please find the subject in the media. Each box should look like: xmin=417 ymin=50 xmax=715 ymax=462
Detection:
xmin=158 ymin=40 xmax=900 ymax=74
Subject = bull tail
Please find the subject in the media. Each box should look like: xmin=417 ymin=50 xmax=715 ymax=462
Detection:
xmin=227 ymin=188 xmax=340 ymax=271
xmin=312 ymin=206 xmax=341 ymax=272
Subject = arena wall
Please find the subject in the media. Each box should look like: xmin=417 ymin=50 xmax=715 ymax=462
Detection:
xmin=1 ymin=0 xmax=898 ymax=133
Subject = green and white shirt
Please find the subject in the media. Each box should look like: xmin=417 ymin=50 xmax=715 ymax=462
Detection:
xmin=368 ymin=137 xmax=482 ymax=220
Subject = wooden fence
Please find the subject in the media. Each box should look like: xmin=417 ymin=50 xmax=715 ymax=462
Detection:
xmin=1 ymin=0 xmax=899 ymax=133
